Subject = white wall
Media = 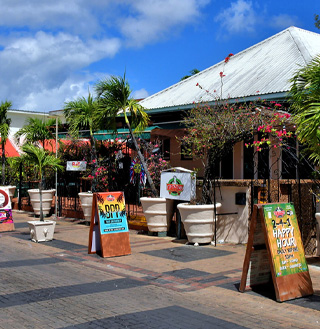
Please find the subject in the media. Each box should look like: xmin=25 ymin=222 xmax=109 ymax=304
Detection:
xmin=215 ymin=186 xmax=249 ymax=244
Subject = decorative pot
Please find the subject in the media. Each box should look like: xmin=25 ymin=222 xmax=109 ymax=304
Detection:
xmin=140 ymin=197 xmax=174 ymax=234
xmin=28 ymin=189 xmax=56 ymax=216
xmin=177 ymin=203 xmax=222 ymax=245
xmin=28 ymin=220 xmax=56 ymax=242
xmin=315 ymin=213 xmax=320 ymax=256
xmin=79 ymin=192 xmax=93 ymax=223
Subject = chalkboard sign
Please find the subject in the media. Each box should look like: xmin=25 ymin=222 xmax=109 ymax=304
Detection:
xmin=240 ymin=203 xmax=313 ymax=302
xmin=0 ymin=187 xmax=14 ymax=232
xmin=88 ymin=192 xmax=131 ymax=258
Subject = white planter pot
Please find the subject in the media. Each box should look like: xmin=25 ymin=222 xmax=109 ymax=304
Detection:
xmin=140 ymin=197 xmax=174 ymax=233
xmin=177 ymin=203 xmax=222 ymax=245
xmin=28 ymin=189 xmax=55 ymax=216
xmin=79 ymin=192 xmax=93 ymax=222
xmin=28 ymin=220 xmax=56 ymax=242
xmin=315 ymin=213 xmax=320 ymax=257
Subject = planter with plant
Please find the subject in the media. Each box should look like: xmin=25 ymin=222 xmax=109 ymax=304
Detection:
xmin=139 ymin=140 xmax=173 ymax=235
xmin=22 ymin=144 xmax=63 ymax=242
xmin=179 ymin=54 xmax=292 ymax=245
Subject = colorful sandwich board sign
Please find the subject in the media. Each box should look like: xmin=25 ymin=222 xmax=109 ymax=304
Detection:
xmin=88 ymin=192 xmax=131 ymax=258
xmin=240 ymin=203 xmax=313 ymax=302
xmin=0 ymin=187 xmax=14 ymax=232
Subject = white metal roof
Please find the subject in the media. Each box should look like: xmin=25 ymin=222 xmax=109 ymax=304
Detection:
xmin=140 ymin=27 xmax=320 ymax=111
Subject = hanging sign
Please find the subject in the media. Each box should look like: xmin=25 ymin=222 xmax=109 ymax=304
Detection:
xmin=66 ymin=161 xmax=87 ymax=171
xmin=88 ymin=192 xmax=131 ymax=258
xmin=240 ymin=203 xmax=313 ymax=302
xmin=160 ymin=171 xmax=196 ymax=201
xmin=130 ymin=159 xmax=146 ymax=185
xmin=0 ymin=187 xmax=14 ymax=232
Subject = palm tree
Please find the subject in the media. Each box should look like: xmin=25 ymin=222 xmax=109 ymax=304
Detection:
xmin=22 ymin=144 xmax=63 ymax=221
xmin=63 ymin=92 xmax=99 ymax=191
xmin=180 ymin=68 xmax=200 ymax=81
xmin=289 ymin=55 xmax=320 ymax=164
xmin=95 ymin=74 xmax=158 ymax=196
xmin=0 ymin=101 xmax=12 ymax=185
xmin=15 ymin=117 xmax=57 ymax=150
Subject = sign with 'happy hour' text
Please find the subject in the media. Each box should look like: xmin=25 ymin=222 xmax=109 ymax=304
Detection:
xmin=240 ymin=203 xmax=313 ymax=302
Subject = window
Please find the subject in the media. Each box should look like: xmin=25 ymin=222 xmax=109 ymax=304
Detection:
xmin=243 ymin=138 xmax=254 ymax=179
xmin=162 ymin=138 xmax=170 ymax=160
xmin=258 ymin=133 xmax=269 ymax=179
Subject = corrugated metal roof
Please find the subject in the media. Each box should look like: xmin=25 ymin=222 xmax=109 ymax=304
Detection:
xmin=140 ymin=27 xmax=320 ymax=111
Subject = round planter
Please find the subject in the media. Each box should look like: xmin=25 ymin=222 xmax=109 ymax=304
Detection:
xmin=28 ymin=189 xmax=56 ymax=216
xmin=177 ymin=202 xmax=222 ymax=245
xmin=140 ymin=197 xmax=174 ymax=233
xmin=79 ymin=192 xmax=93 ymax=222
xmin=315 ymin=213 xmax=320 ymax=256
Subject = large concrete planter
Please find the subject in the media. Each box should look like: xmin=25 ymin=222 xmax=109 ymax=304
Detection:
xmin=177 ymin=203 xmax=222 ymax=245
xmin=140 ymin=197 xmax=174 ymax=234
xmin=28 ymin=189 xmax=55 ymax=216
xmin=79 ymin=192 xmax=93 ymax=223
xmin=28 ymin=220 xmax=56 ymax=242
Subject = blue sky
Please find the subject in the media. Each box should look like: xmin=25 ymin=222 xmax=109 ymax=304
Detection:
xmin=0 ymin=0 xmax=319 ymax=112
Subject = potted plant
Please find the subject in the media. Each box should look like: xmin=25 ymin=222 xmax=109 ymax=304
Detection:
xmin=178 ymin=56 xmax=292 ymax=245
xmin=139 ymin=140 xmax=173 ymax=236
xmin=22 ymin=144 xmax=63 ymax=242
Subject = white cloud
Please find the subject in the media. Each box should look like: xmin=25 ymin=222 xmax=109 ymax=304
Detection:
xmin=269 ymin=14 xmax=299 ymax=29
xmin=0 ymin=0 xmax=103 ymax=36
xmin=215 ymin=0 xmax=257 ymax=34
xmin=0 ymin=32 xmax=121 ymax=111
xmin=118 ymin=0 xmax=210 ymax=47
xmin=132 ymin=88 xmax=149 ymax=100
xmin=0 ymin=0 xmax=210 ymax=111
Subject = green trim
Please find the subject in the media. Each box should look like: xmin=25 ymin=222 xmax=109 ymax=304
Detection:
xmin=93 ymin=126 xmax=161 ymax=140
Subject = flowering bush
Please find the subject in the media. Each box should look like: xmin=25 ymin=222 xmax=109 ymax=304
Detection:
xmin=84 ymin=138 xmax=125 ymax=192
xmin=182 ymin=53 xmax=293 ymax=203
xmin=136 ymin=139 xmax=171 ymax=193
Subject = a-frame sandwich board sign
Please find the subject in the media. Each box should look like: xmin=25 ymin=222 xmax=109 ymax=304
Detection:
xmin=0 ymin=187 xmax=14 ymax=232
xmin=88 ymin=192 xmax=131 ymax=258
xmin=240 ymin=203 xmax=313 ymax=302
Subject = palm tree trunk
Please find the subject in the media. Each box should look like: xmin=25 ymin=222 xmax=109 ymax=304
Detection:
xmin=39 ymin=181 xmax=44 ymax=221
xmin=1 ymin=140 xmax=5 ymax=185
xmin=126 ymin=122 xmax=158 ymax=197
xmin=90 ymin=135 xmax=98 ymax=192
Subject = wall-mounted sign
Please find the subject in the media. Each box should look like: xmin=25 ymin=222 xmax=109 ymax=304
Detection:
xmin=160 ymin=168 xmax=196 ymax=201
xmin=66 ymin=161 xmax=87 ymax=171
xmin=88 ymin=192 xmax=131 ymax=258
xmin=240 ymin=203 xmax=313 ymax=302
xmin=0 ymin=187 xmax=14 ymax=232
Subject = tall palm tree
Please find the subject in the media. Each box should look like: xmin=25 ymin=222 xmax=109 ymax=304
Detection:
xmin=63 ymin=92 xmax=99 ymax=191
xmin=95 ymin=74 xmax=158 ymax=196
xmin=289 ymin=55 xmax=320 ymax=164
xmin=15 ymin=117 xmax=56 ymax=150
xmin=22 ymin=144 xmax=63 ymax=221
xmin=0 ymin=101 xmax=12 ymax=185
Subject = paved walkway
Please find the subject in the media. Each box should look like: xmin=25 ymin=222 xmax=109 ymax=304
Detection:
xmin=0 ymin=211 xmax=319 ymax=329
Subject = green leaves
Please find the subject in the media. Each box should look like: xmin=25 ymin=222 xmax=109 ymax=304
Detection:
xmin=22 ymin=144 xmax=63 ymax=180
xmin=289 ymin=55 xmax=320 ymax=164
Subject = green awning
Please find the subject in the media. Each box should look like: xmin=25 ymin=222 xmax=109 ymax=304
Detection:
xmin=93 ymin=126 xmax=161 ymax=141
